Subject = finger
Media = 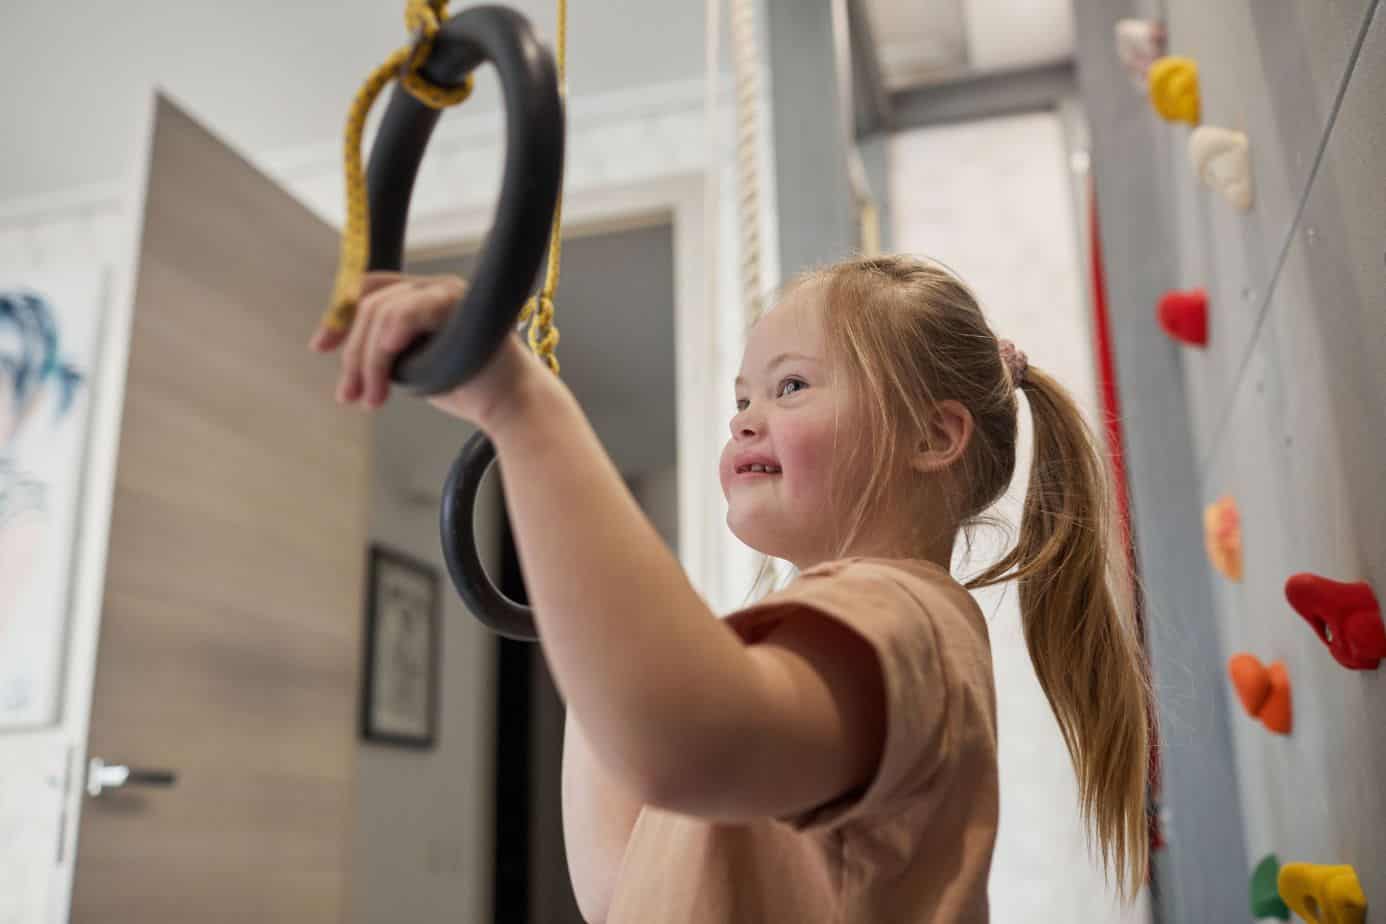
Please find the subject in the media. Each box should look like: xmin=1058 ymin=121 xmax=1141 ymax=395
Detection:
xmin=309 ymin=325 xmax=348 ymax=352
xmin=313 ymin=273 xmax=403 ymax=357
xmin=359 ymin=271 xmax=407 ymax=298
xmin=363 ymin=288 xmax=450 ymax=407
xmin=361 ymin=292 xmax=410 ymax=408
xmin=337 ymin=295 xmax=379 ymax=404
xmin=340 ymin=275 xmax=415 ymax=402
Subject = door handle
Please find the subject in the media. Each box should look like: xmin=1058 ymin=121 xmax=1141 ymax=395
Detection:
xmin=86 ymin=758 xmax=177 ymax=798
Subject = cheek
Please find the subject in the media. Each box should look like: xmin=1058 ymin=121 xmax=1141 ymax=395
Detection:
xmin=717 ymin=440 xmax=736 ymax=497
xmin=776 ymin=416 xmax=840 ymax=500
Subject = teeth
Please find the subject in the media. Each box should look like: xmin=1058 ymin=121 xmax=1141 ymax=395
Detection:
xmin=743 ymin=463 xmax=781 ymax=473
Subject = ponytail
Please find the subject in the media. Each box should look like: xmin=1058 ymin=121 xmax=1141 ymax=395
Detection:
xmin=967 ymin=366 xmax=1152 ymax=899
xmin=799 ymin=253 xmax=1152 ymax=896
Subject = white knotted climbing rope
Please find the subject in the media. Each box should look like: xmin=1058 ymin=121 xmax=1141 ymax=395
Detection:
xmin=728 ymin=0 xmax=767 ymax=323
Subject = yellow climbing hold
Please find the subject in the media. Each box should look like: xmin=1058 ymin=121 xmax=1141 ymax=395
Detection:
xmin=1148 ymin=56 xmax=1200 ymax=124
xmin=1278 ymin=862 xmax=1367 ymax=924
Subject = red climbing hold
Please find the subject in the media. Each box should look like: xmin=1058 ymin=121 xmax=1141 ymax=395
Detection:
xmin=1285 ymin=573 xmax=1386 ymax=670
xmin=1157 ymin=289 xmax=1208 ymax=346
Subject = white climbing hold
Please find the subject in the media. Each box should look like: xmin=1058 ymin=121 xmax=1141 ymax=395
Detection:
xmin=1115 ymin=19 xmax=1166 ymax=88
xmin=1189 ymin=126 xmax=1255 ymax=212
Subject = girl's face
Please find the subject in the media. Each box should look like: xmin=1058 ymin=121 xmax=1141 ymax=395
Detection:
xmin=719 ymin=285 xmax=857 ymax=569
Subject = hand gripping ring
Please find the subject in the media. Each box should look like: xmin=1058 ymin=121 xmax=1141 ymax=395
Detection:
xmin=367 ymin=4 xmax=560 ymax=642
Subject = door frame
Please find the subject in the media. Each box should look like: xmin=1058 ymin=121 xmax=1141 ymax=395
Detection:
xmin=23 ymin=87 xmax=166 ymax=922
xmin=2 ymin=82 xmax=738 ymax=921
xmin=403 ymin=172 xmax=728 ymax=608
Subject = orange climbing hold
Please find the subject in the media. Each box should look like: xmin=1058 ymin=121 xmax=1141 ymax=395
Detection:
xmin=1229 ymin=654 xmax=1270 ymax=715
xmin=1227 ymin=654 xmax=1292 ymax=735
xmin=1259 ymin=662 xmax=1292 ymax=735
xmin=1204 ymin=496 xmax=1243 ymax=581
xmin=1148 ymin=56 xmax=1200 ymax=123
xmin=1158 ymin=288 xmax=1208 ymax=346
xmin=1285 ymin=573 xmax=1386 ymax=671
xmin=1278 ymin=862 xmax=1367 ymax=924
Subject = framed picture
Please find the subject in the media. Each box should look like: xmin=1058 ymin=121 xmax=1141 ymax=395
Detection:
xmin=361 ymin=545 xmax=440 ymax=748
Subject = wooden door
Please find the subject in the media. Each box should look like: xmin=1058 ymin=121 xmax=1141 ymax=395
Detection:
xmin=70 ymin=94 xmax=371 ymax=920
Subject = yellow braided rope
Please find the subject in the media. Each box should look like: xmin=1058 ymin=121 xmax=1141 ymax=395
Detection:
xmin=517 ymin=0 xmax=566 ymax=374
xmin=324 ymin=0 xmax=475 ymax=335
xmin=323 ymin=0 xmax=568 ymax=380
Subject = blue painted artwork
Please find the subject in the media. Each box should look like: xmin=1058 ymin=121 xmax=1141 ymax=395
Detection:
xmin=0 ymin=274 xmax=102 ymax=729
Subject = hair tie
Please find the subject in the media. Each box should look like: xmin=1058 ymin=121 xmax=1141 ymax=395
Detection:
xmin=999 ymin=339 xmax=1028 ymax=387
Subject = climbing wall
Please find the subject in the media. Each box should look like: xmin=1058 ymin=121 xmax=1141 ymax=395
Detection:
xmin=1075 ymin=0 xmax=1384 ymax=920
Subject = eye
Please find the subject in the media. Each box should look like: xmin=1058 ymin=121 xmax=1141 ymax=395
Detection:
xmin=777 ymin=377 xmax=807 ymax=398
xmin=735 ymin=397 xmax=749 ymax=412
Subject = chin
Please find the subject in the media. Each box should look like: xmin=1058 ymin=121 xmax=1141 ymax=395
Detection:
xmin=726 ymin=510 xmax=797 ymax=562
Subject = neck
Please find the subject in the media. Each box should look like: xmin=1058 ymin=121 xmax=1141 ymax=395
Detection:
xmin=787 ymin=525 xmax=956 ymax=574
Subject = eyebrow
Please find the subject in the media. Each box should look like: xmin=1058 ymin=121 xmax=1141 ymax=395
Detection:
xmin=733 ymin=351 xmax=818 ymax=387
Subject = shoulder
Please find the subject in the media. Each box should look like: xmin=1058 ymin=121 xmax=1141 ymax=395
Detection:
xmin=733 ymin=557 xmax=983 ymax=635
xmin=725 ymin=557 xmax=991 ymax=705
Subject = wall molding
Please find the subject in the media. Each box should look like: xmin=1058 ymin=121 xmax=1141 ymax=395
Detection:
xmin=0 ymin=76 xmax=732 ymax=234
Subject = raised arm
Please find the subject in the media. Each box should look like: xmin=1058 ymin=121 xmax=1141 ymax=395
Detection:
xmin=562 ymin=710 xmax=645 ymax=923
xmin=312 ymin=273 xmax=885 ymax=823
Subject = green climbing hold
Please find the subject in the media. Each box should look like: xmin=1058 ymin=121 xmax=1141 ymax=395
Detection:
xmin=1251 ymin=854 xmax=1290 ymax=920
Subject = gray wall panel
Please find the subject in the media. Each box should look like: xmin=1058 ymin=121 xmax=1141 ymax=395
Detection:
xmin=859 ymin=132 xmax=893 ymax=253
xmin=767 ymin=0 xmax=858 ymax=274
xmin=1070 ymin=2 xmax=1250 ymax=920
xmin=1213 ymin=3 xmax=1385 ymax=900
xmin=1162 ymin=0 xmax=1376 ymax=464
xmin=1077 ymin=0 xmax=1384 ymax=917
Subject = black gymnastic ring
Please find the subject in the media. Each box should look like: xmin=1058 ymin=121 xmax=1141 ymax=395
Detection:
xmin=440 ymin=431 xmax=537 ymax=641
xmin=365 ymin=5 xmax=559 ymax=642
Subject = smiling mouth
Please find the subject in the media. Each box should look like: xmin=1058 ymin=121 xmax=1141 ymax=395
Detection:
xmin=735 ymin=463 xmax=782 ymax=474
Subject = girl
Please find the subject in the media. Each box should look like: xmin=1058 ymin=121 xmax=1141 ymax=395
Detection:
xmin=310 ymin=254 xmax=1152 ymax=923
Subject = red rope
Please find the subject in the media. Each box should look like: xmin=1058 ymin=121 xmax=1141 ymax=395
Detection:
xmin=1086 ymin=176 xmax=1164 ymax=855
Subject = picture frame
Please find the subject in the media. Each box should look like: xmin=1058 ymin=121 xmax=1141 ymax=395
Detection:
xmin=361 ymin=544 xmax=440 ymax=748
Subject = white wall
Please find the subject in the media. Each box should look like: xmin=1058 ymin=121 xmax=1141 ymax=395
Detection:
xmin=0 ymin=0 xmax=709 ymax=202
xmin=354 ymin=399 xmax=502 ymax=924
xmin=889 ymin=110 xmax=1150 ymax=923
xmin=631 ymin=465 xmax=680 ymax=553
xmin=0 ymin=155 xmax=143 ymax=923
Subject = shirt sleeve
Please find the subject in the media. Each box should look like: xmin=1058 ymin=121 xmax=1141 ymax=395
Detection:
xmin=722 ymin=558 xmax=966 ymax=835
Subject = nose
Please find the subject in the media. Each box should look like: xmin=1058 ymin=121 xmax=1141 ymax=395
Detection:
xmin=729 ymin=406 xmax=760 ymax=439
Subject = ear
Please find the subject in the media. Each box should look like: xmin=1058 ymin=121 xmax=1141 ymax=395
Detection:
xmin=911 ymin=400 xmax=973 ymax=473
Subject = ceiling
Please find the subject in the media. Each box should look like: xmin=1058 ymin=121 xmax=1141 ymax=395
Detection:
xmin=0 ymin=0 xmax=1075 ymax=204
xmin=862 ymin=0 xmax=1075 ymax=89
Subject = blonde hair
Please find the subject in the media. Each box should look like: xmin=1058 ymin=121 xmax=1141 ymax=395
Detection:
xmin=793 ymin=253 xmax=1152 ymax=899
